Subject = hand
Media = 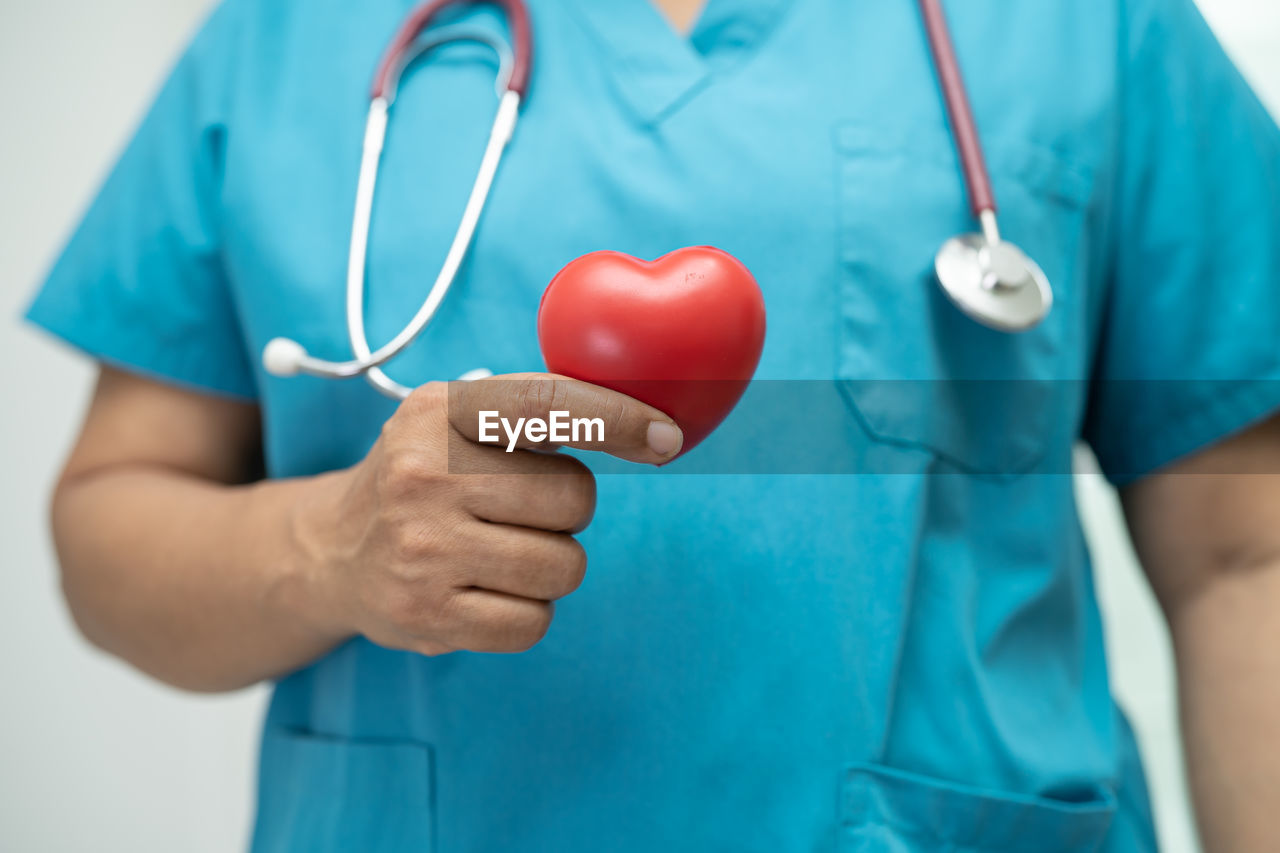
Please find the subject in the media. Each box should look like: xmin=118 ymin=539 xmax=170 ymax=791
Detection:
xmin=293 ymin=374 xmax=683 ymax=655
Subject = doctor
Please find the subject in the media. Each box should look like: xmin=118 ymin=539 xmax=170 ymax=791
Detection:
xmin=26 ymin=0 xmax=1280 ymax=850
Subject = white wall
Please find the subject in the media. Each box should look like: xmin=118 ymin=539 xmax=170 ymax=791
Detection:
xmin=0 ymin=2 xmax=1276 ymax=851
xmin=0 ymin=2 xmax=268 ymax=851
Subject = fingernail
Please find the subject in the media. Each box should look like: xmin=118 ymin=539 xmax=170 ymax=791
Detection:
xmin=646 ymin=421 xmax=683 ymax=458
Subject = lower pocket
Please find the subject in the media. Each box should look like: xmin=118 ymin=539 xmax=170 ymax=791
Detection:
xmin=839 ymin=763 xmax=1116 ymax=853
xmin=251 ymin=727 xmax=434 ymax=853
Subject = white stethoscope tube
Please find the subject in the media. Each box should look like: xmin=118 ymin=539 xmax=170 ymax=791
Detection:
xmin=262 ymin=30 xmax=520 ymax=398
xmin=264 ymin=0 xmax=1055 ymax=403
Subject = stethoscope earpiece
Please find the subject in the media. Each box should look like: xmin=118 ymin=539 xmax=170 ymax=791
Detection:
xmin=262 ymin=337 xmax=308 ymax=378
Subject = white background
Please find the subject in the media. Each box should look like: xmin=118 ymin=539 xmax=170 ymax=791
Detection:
xmin=1 ymin=1 xmax=1277 ymax=850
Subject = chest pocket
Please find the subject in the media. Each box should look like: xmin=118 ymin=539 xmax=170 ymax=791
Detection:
xmin=833 ymin=121 xmax=1093 ymax=476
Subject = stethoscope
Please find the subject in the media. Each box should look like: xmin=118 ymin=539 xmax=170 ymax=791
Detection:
xmin=262 ymin=0 xmax=1053 ymax=400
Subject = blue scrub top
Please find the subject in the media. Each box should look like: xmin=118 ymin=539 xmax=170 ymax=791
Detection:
xmin=27 ymin=0 xmax=1280 ymax=850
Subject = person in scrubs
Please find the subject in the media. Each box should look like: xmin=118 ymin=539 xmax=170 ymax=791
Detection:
xmin=26 ymin=0 xmax=1280 ymax=850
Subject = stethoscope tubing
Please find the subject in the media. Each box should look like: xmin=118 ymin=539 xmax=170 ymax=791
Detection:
xmin=916 ymin=0 xmax=997 ymax=220
xmin=349 ymin=27 xmax=520 ymax=397
xmin=373 ymin=0 xmax=533 ymax=100
xmin=262 ymin=16 xmax=526 ymax=396
xmin=347 ymin=88 xmax=520 ymax=398
xmin=263 ymin=0 xmax=1052 ymax=398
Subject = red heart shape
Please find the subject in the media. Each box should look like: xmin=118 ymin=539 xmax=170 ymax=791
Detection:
xmin=537 ymin=247 xmax=766 ymax=456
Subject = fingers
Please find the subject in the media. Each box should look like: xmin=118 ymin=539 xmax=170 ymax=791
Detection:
xmin=432 ymin=522 xmax=585 ymax=653
xmin=360 ymin=382 xmax=608 ymax=659
xmin=450 ymin=442 xmax=597 ymax=532
xmin=455 ymin=523 xmax=588 ymax=601
xmin=366 ymin=519 xmax=584 ymax=656
xmin=448 ymin=373 xmax=683 ymax=465
xmin=446 ymin=591 xmax=555 ymax=654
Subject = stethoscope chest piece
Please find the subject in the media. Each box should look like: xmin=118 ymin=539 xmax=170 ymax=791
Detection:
xmin=916 ymin=0 xmax=1055 ymax=334
xmin=934 ymin=232 xmax=1052 ymax=333
xmin=261 ymin=0 xmax=1062 ymax=401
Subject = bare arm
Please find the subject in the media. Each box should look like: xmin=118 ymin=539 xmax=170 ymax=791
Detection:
xmin=1121 ymin=414 xmax=1280 ymax=852
xmin=51 ymin=366 xmax=679 ymax=693
xmin=52 ymin=367 xmax=348 ymax=691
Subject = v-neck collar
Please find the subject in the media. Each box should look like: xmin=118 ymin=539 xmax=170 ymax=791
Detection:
xmin=567 ymin=0 xmax=789 ymax=126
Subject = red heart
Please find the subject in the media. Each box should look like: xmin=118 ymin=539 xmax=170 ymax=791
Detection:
xmin=537 ymin=247 xmax=766 ymax=456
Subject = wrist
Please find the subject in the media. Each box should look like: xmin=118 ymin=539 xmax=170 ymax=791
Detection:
xmin=273 ymin=470 xmax=360 ymax=646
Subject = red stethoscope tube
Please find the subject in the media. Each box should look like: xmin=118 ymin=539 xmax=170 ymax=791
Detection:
xmin=916 ymin=0 xmax=996 ymax=218
xmin=371 ymin=0 xmax=533 ymax=100
xmin=372 ymin=0 xmax=987 ymax=218
xmin=263 ymin=0 xmax=1051 ymax=389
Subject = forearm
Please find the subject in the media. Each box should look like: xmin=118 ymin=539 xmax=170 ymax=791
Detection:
xmin=1168 ymin=560 xmax=1280 ymax=852
xmin=52 ymin=465 xmax=351 ymax=692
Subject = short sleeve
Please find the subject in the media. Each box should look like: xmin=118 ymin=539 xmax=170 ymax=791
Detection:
xmin=1083 ymin=0 xmax=1280 ymax=484
xmin=23 ymin=0 xmax=256 ymax=400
